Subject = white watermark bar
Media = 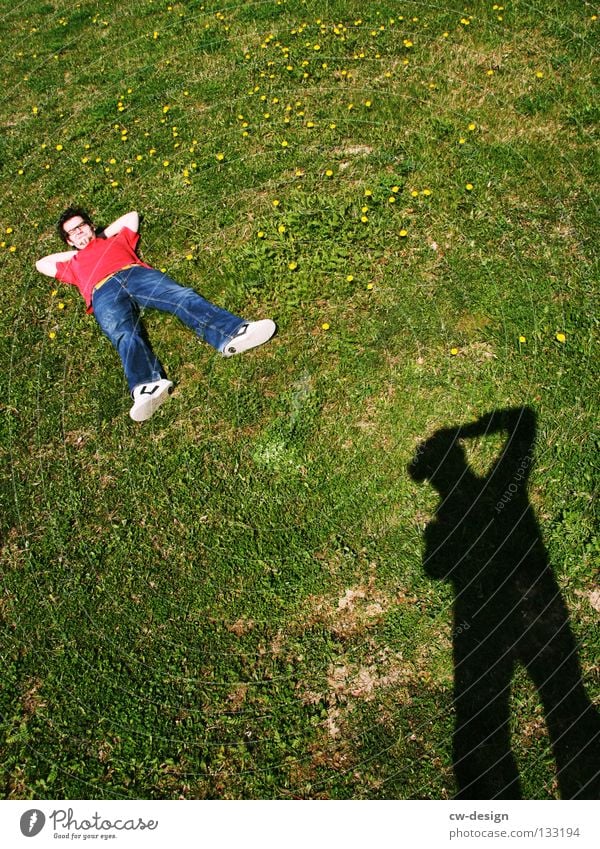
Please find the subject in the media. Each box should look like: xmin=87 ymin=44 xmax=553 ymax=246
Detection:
xmin=1 ymin=800 xmax=598 ymax=848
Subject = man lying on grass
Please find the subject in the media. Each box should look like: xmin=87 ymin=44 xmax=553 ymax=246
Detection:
xmin=36 ymin=207 xmax=276 ymax=421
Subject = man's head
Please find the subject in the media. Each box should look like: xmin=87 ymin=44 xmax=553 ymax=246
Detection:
xmin=57 ymin=206 xmax=95 ymax=249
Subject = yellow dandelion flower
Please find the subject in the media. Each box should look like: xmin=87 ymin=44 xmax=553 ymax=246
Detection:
xmin=216 ymin=152 xmax=224 ymax=161
xmin=272 ymin=199 xmax=280 ymax=207
xmin=391 ymin=186 xmax=400 ymax=193
xmin=388 ymin=196 xmax=396 ymax=203
xmin=556 ymin=332 xmax=566 ymax=343
xmin=361 ymin=216 xmax=368 ymax=223
xmin=346 ymin=275 xmax=354 ymax=282
xmin=410 ymin=190 xmax=419 ymax=197
xmin=519 ymin=335 xmax=526 ymax=343
xmin=321 ymin=323 xmax=330 ymax=330
xmin=278 ymin=224 xmax=286 ymax=234
xmin=288 ymin=261 xmax=298 ymax=270
xmin=6 ymin=227 xmax=13 ymax=234
xmin=422 ymin=189 xmax=432 ymax=196
xmin=468 ymin=122 xmax=476 ymax=131
xmin=459 ymin=138 xmax=466 ymax=144
xmin=366 ymin=283 xmax=374 ymax=290
xmin=450 ymin=347 xmax=459 ymax=355
xmin=49 ymin=331 xmax=56 ymax=339
xmin=185 ymin=254 xmax=193 ymax=261
xmin=257 ymin=231 xmax=265 ymax=239
xmin=466 ymin=183 xmax=474 ymax=191
xmin=163 ymin=160 xmax=170 ymax=167
xmin=281 ymin=140 xmax=289 ymax=147
xmin=51 ymin=289 xmax=58 ymax=297
xmin=325 ymin=169 xmax=333 ymax=177
xmin=58 ymin=302 xmax=65 ymax=310
xmin=364 ymin=189 xmax=373 ymax=197
xmin=535 ymin=71 xmax=544 ymax=79
xmin=399 ymin=229 xmax=408 ymax=237
xmin=55 ymin=144 xmax=63 ymax=151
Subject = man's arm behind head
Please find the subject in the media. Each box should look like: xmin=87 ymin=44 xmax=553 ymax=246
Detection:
xmin=35 ymin=250 xmax=77 ymax=278
xmin=102 ymin=211 xmax=140 ymax=239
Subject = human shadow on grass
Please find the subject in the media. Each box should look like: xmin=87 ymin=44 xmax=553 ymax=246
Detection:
xmin=408 ymin=407 xmax=600 ymax=799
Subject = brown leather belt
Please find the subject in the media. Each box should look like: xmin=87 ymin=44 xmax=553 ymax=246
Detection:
xmin=93 ymin=264 xmax=138 ymax=293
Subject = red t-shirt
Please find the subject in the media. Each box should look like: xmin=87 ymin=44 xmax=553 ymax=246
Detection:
xmin=55 ymin=227 xmax=151 ymax=311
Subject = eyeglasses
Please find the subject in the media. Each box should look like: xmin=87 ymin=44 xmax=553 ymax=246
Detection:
xmin=65 ymin=221 xmax=91 ymax=236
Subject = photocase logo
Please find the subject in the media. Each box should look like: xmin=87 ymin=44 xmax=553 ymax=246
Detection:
xmin=20 ymin=810 xmax=46 ymax=837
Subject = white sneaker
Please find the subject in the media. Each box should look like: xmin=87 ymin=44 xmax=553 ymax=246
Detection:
xmin=222 ymin=319 xmax=276 ymax=358
xmin=129 ymin=379 xmax=173 ymax=422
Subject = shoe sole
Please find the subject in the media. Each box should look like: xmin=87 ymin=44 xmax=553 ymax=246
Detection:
xmin=223 ymin=319 xmax=277 ymax=357
xmin=129 ymin=382 xmax=173 ymax=422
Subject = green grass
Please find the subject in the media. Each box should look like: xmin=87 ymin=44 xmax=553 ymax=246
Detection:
xmin=1 ymin=0 xmax=598 ymax=799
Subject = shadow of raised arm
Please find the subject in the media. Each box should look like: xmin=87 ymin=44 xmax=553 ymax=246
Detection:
xmin=407 ymin=405 xmax=600 ymax=799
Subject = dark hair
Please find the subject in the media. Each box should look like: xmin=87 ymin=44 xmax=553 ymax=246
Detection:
xmin=57 ymin=206 xmax=94 ymax=243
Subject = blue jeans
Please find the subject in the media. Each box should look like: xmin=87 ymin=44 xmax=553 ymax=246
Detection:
xmin=92 ymin=265 xmax=245 ymax=391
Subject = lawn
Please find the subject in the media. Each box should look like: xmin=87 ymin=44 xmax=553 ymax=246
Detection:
xmin=0 ymin=0 xmax=598 ymax=799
